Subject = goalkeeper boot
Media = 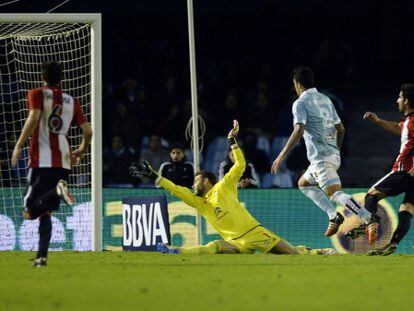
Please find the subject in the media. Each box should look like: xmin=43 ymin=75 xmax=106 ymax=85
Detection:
xmin=367 ymin=243 xmax=397 ymax=256
xmin=325 ymin=212 xmax=344 ymax=237
xmin=345 ymin=223 xmax=367 ymax=240
xmin=367 ymin=214 xmax=381 ymax=245
xmin=32 ymin=257 xmax=47 ymax=267
xmin=156 ymin=242 xmax=180 ymax=254
xmin=56 ymin=180 xmax=74 ymax=206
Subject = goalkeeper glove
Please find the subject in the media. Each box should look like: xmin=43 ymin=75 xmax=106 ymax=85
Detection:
xmin=227 ymin=119 xmax=240 ymax=146
xmin=129 ymin=160 xmax=159 ymax=181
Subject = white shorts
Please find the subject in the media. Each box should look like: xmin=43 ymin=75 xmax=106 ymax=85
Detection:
xmin=303 ymin=154 xmax=341 ymax=189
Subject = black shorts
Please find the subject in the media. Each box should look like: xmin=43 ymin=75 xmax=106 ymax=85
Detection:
xmin=373 ymin=171 xmax=414 ymax=204
xmin=24 ymin=167 xmax=70 ymax=218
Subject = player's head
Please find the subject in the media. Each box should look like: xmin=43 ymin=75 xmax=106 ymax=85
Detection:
xmin=398 ymin=84 xmax=414 ymax=113
xmin=292 ymin=66 xmax=315 ymax=95
xmin=193 ymin=170 xmax=217 ymax=196
xmin=169 ymin=144 xmax=186 ymax=162
xmin=41 ymin=60 xmax=62 ymax=86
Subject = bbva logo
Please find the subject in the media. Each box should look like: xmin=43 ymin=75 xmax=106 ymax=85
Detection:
xmin=123 ymin=202 xmax=169 ymax=249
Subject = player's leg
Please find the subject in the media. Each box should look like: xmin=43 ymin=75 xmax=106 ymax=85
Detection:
xmin=269 ymin=240 xmax=336 ymax=255
xmin=29 ymin=169 xmax=71 ymax=266
xmin=269 ymin=239 xmax=301 ymax=254
xmin=26 ymin=169 xmax=72 ymax=218
xmin=311 ymin=155 xmax=372 ymax=225
xmin=356 ymin=172 xmax=406 ymax=244
xmin=157 ymin=240 xmax=241 ymax=254
xmin=390 ymin=202 xmax=414 ymax=246
xmin=298 ymin=167 xmax=341 ymax=236
xmin=32 ymin=212 xmax=52 ymax=267
xmin=369 ymin=179 xmax=414 ymax=255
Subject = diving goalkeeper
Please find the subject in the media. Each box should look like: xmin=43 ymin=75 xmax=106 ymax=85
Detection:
xmin=130 ymin=120 xmax=335 ymax=255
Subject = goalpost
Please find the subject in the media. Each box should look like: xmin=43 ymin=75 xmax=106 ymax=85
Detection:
xmin=0 ymin=14 xmax=102 ymax=251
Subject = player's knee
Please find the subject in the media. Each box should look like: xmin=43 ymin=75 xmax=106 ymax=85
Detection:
xmin=215 ymin=240 xmax=240 ymax=254
xmin=23 ymin=211 xmax=32 ymax=220
xmin=399 ymin=203 xmax=414 ymax=215
xmin=364 ymin=194 xmax=379 ymax=214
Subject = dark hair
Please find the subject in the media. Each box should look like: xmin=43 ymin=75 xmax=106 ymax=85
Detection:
xmin=169 ymin=143 xmax=185 ymax=152
xmin=42 ymin=60 xmax=62 ymax=85
xmin=293 ymin=66 xmax=315 ymax=89
xmin=401 ymin=84 xmax=414 ymax=108
xmin=195 ymin=170 xmax=217 ymax=185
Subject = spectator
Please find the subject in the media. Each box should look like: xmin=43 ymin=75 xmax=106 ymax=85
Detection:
xmin=242 ymin=131 xmax=270 ymax=175
xmin=218 ymin=148 xmax=260 ymax=188
xmin=139 ymin=134 xmax=170 ymax=185
xmin=110 ymin=102 xmax=140 ymax=150
xmin=246 ymin=92 xmax=276 ymax=137
xmin=158 ymin=144 xmax=194 ymax=188
xmin=103 ymin=134 xmax=136 ymax=185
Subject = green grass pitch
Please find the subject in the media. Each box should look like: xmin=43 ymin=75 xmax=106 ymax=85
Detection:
xmin=1 ymin=252 xmax=414 ymax=311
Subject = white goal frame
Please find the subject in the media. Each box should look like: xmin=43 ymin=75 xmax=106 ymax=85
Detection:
xmin=0 ymin=13 xmax=102 ymax=251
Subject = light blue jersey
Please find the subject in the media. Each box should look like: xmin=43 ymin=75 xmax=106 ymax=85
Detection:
xmin=292 ymin=88 xmax=341 ymax=162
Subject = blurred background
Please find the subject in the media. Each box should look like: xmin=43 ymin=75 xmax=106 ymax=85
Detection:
xmin=4 ymin=0 xmax=414 ymax=187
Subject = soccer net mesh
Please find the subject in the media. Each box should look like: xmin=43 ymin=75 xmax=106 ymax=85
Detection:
xmin=0 ymin=22 xmax=92 ymax=251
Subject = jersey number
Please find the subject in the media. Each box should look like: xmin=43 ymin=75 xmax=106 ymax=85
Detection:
xmin=48 ymin=105 xmax=63 ymax=134
xmin=320 ymin=107 xmax=334 ymax=129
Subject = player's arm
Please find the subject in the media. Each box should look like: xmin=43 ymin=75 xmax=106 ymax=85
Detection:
xmin=129 ymin=161 xmax=203 ymax=208
xmin=72 ymin=122 xmax=93 ymax=164
xmin=335 ymin=122 xmax=345 ymax=149
xmin=71 ymin=99 xmax=93 ymax=164
xmin=220 ymin=120 xmax=246 ymax=186
xmin=271 ymin=123 xmax=304 ymax=174
xmin=221 ymin=144 xmax=246 ymax=186
xmin=363 ymin=111 xmax=400 ymax=136
xmin=11 ymin=109 xmax=41 ymax=167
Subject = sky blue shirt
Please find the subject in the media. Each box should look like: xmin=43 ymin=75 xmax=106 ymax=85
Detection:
xmin=292 ymin=88 xmax=341 ymax=162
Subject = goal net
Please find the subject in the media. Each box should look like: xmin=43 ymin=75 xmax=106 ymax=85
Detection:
xmin=0 ymin=15 xmax=101 ymax=251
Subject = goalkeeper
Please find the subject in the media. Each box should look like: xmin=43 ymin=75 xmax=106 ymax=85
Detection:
xmin=130 ymin=120 xmax=335 ymax=255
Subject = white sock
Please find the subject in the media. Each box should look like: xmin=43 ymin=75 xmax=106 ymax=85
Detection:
xmin=300 ymin=186 xmax=337 ymax=219
xmin=330 ymin=191 xmax=371 ymax=223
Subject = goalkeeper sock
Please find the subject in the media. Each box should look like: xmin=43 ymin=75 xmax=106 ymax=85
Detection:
xmin=331 ymin=191 xmax=371 ymax=223
xmin=37 ymin=213 xmax=52 ymax=259
xmin=299 ymin=186 xmax=337 ymax=219
xmin=179 ymin=241 xmax=218 ymax=254
xmin=390 ymin=211 xmax=412 ymax=244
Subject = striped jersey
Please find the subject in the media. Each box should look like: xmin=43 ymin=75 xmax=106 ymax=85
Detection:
xmin=393 ymin=112 xmax=414 ymax=172
xmin=28 ymin=86 xmax=87 ymax=170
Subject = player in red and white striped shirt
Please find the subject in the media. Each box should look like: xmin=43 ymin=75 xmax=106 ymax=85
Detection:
xmin=11 ymin=61 xmax=93 ymax=267
xmin=346 ymin=84 xmax=414 ymax=254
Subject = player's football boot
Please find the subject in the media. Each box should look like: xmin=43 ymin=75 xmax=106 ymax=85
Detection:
xmin=367 ymin=214 xmax=381 ymax=244
xmin=32 ymin=257 xmax=47 ymax=267
xmin=156 ymin=242 xmax=180 ymax=254
xmin=325 ymin=212 xmax=344 ymax=237
xmin=345 ymin=223 xmax=367 ymax=240
xmin=56 ymin=180 xmax=74 ymax=206
xmin=367 ymin=243 xmax=397 ymax=256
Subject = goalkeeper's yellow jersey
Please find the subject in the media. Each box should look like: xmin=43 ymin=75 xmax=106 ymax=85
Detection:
xmin=157 ymin=145 xmax=260 ymax=241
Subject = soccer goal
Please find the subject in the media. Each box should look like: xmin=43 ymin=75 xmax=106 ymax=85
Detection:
xmin=0 ymin=14 xmax=102 ymax=251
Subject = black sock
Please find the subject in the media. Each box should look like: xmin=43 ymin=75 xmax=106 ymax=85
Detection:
xmin=390 ymin=211 xmax=413 ymax=245
xmin=37 ymin=214 xmax=52 ymax=259
xmin=364 ymin=194 xmax=379 ymax=214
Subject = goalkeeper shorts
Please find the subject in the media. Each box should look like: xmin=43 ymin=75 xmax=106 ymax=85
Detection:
xmin=225 ymin=225 xmax=282 ymax=254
